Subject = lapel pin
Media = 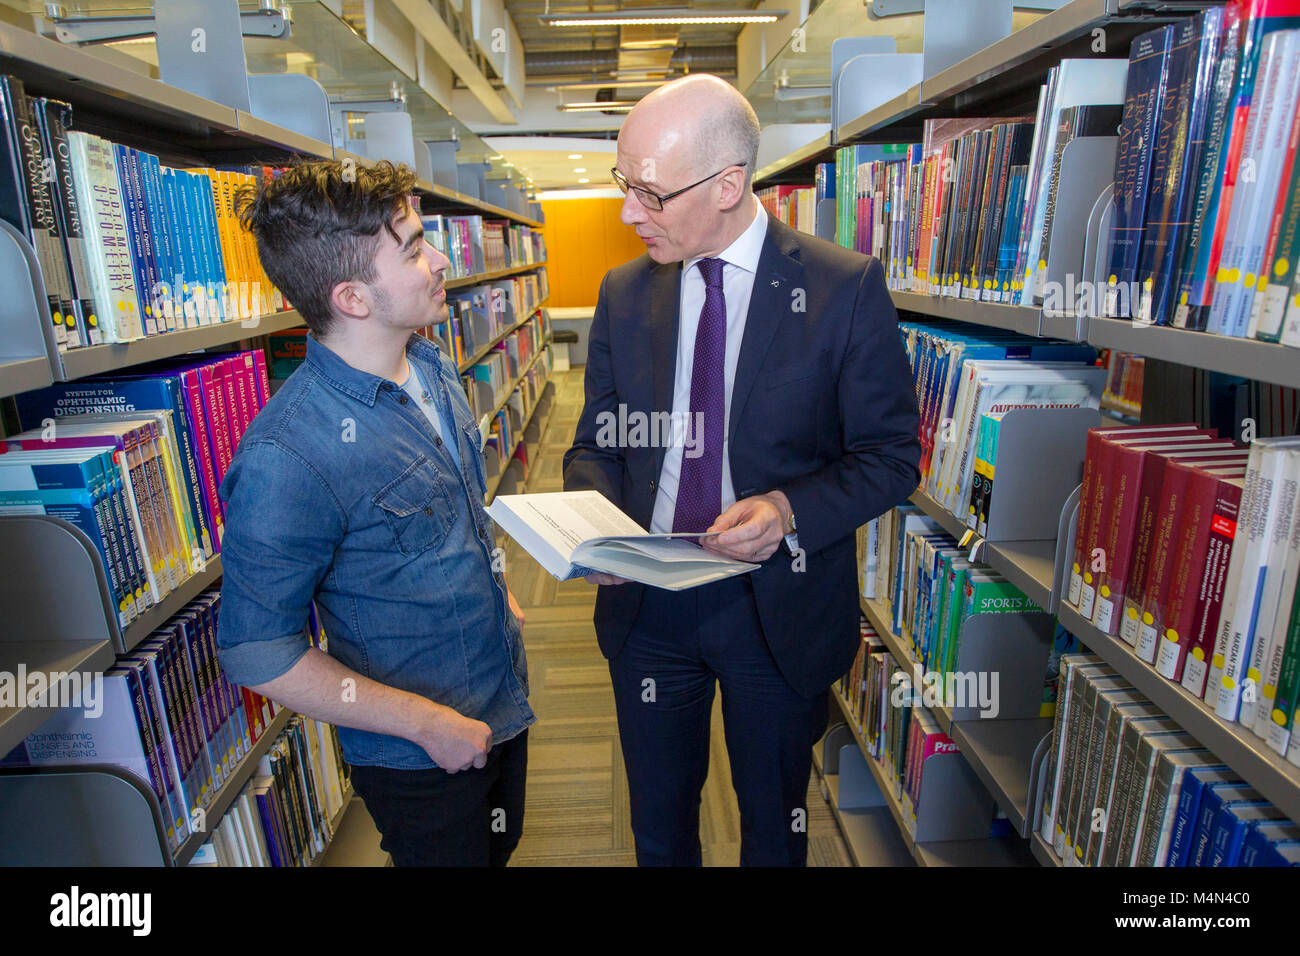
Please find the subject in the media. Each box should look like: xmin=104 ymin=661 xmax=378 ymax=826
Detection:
xmin=770 ymin=279 xmax=781 ymax=287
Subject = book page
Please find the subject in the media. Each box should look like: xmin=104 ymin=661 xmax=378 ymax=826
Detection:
xmin=491 ymin=490 xmax=645 ymax=556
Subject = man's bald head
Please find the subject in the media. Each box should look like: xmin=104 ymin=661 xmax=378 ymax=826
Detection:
xmin=624 ymin=74 xmax=761 ymax=188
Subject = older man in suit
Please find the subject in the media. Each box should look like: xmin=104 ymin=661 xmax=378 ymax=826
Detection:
xmin=563 ymin=74 xmax=921 ymax=865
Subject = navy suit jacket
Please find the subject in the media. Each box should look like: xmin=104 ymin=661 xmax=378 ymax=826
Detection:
xmin=562 ymin=212 xmax=921 ymax=698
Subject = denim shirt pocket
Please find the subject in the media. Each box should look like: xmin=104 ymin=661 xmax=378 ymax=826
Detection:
xmin=373 ymin=455 xmax=457 ymax=555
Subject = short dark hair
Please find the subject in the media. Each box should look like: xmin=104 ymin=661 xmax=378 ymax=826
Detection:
xmin=237 ymin=159 xmax=418 ymax=337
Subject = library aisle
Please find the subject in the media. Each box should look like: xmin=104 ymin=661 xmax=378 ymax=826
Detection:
xmin=496 ymin=370 xmax=852 ymax=867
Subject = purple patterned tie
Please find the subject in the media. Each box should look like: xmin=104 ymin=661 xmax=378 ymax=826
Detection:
xmin=673 ymin=257 xmax=726 ymax=534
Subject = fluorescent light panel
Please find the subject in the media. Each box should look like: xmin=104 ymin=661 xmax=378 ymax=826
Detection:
xmin=559 ymin=101 xmax=638 ymax=112
xmin=541 ymin=8 xmax=786 ymax=26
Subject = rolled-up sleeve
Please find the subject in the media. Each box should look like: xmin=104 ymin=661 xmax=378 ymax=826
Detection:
xmin=216 ymin=439 xmax=346 ymax=687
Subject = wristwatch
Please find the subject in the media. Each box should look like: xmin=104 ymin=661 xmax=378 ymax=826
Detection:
xmin=783 ymin=510 xmax=800 ymax=555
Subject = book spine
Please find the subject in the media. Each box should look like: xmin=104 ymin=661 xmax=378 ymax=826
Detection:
xmin=1154 ymin=467 xmax=1223 ymax=681
xmin=36 ymin=98 xmax=97 ymax=346
xmin=1181 ymin=475 xmax=1247 ymax=698
xmin=1134 ymin=462 xmax=1193 ymax=663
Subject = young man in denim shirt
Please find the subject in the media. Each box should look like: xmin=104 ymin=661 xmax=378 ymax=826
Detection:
xmin=215 ymin=160 xmax=534 ymax=866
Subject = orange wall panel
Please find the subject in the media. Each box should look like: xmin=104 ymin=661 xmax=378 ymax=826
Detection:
xmin=541 ymin=197 xmax=647 ymax=308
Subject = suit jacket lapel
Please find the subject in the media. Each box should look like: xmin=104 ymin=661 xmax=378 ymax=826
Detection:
xmin=729 ymin=215 xmax=803 ymax=445
xmin=648 ymin=258 xmax=682 ymax=479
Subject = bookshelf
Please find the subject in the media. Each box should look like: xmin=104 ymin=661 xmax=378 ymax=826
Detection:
xmin=0 ymin=10 xmax=548 ymax=866
xmin=172 ymin=706 xmax=291 ymax=866
xmin=859 ymin=593 xmax=1051 ymax=854
xmin=757 ymin=0 xmax=1300 ymax=866
xmin=458 ymin=295 xmax=550 ymax=374
xmin=445 ymin=260 xmax=548 ymax=292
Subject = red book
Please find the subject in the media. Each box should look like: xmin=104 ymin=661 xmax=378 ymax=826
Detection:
xmin=1107 ymin=440 xmax=1238 ymax=639
xmin=217 ymin=357 xmax=243 ymax=455
xmin=180 ymin=368 xmax=224 ymax=548
xmin=1079 ymin=430 xmax=1221 ymax=625
xmin=1132 ymin=453 xmax=1249 ymax=661
xmin=1179 ymin=474 xmax=1248 ymax=699
xmin=250 ymin=349 xmax=271 ymax=409
xmin=1154 ymin=464 xmax=1250 ymax=682
xmin=1069 ymin=424 xmax=1207 ymax=611
xmin=195 ymin=362 xmax=231 ymax=488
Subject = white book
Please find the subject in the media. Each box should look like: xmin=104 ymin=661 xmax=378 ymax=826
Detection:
xmin=487 ymin=490 xmax=758 ymax=590
xmin=222 ymin=808 xmax=252 ymax=868
xmin=1247 ymin=445 xmax=1300 ymax=733
xmin=1213 ymin=31 xmax=1300 ymax=337
xmin=941 ymin=363 xmax=1104 ymax=514
xmin=65 ymin=131 xmax=144 ymax=343
xmin=1212 ymin=439 xmax=1300 ymax=720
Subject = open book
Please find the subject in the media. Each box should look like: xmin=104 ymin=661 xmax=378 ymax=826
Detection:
xmin=486 ymin=490 xmax=758 ymax=591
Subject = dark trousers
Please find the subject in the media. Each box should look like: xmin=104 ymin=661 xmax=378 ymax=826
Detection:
xmin=608 ymin=576 xmax=828 ymax=866
xmin=348 ymin=729 xmax=528 ymax=866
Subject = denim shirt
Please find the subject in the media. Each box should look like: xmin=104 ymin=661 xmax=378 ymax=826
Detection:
xmin=216 ymin=333 xmax=534 ymax=769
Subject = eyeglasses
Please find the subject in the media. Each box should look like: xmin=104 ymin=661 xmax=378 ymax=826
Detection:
xmin=611 ymin=163 xmax=747 ymax=211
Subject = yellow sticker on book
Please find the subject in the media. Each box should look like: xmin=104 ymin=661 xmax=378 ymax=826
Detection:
xmin=1223 ymin=675 xmax=1236 ymax=689
xmin=1275 ymin=258 xmax=1288 ymax=277
xmin=1193 ymin=647 xmax=1206 ymax=661
xmin=1212 ymin=653 xmax=1225 ymax=668
xmin=1084 ymin=572 xmax=1093 ymax=584
xmin=1142 ymin=611 xmax=1153 ymax=626
xmin=1247 ymin=667 xmax=1261 ymax=682
xmin=1100 ymin=585 xmax=1110 ymax=599
xmin=1127 ymin=606 xmax=1139 ymax=620
xmin=1165 ymin=628 xmax=1178 ymax=643
xmin=1274 ymin=709 xmax=1287 ymax=726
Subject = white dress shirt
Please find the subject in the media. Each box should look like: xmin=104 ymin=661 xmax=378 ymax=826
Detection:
xmin=650 ymin=196 xmax=768 ymax=534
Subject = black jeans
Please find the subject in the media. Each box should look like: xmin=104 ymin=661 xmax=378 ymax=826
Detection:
xmin=348 ymin=729 xmax=528 ymax=866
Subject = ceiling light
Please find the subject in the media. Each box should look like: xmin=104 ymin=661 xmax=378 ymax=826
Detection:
xmin=559 ymin=101 xmax=638 ymax=112
xmin=619 ymin=38 xmax=679 ymax=49
xmin=578 ymin=178 xmax=590 ymax=183
xmin=568 ymin=153 xmax=583 ymax=159
xmin=549 ymin=79 xmax=671 ymax=91
xmin=573 ymin=167 xmax=587 ymax=173
xmin=540 ymin=8 xmax=787 ymax=26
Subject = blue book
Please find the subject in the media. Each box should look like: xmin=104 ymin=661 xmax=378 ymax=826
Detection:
xmin=1241 ymin=820 xmax=1300 ymax=865
xmin=182 ymin=172 xmax=217 ymax=323
xmin=163 ymin=167 xmax=198 ymax=326
xmin=140 ymin=152 xmax=177 ymax=331
xmin=1138 ymin=8 xmax=1226 ymax=326
xmin=112 ymin=144 xmax=155 ymax=334
xmin=1105 ymin=24 xmax=1173 ymax=318
xmin=15 ymin=377 xmax=214 ymax=561
xmin=125 ymin=147 xmax=164 ymax=335
xmin=1134 ymin=15 xmax=1211 ymax=326
xmin=1168 ymin=765 xmax=1237 ymax=866
xmin=119 ymin=654 xmax=187 ymax=852
xmin=192 ymin=172 xmax=229 ymax=322
xmin=994 ymin=167 xmax=1028 ymax=302
xmin=1191 ymin=783 xmax=1261 ymax=866
xmin=1209 ymin=801 xmax=1287 ymax=865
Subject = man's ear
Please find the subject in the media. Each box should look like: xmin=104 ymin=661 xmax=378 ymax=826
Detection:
xmin=716 ymin=165 xmax=749 ymax=211
xmin=330 ymin=280 xmax=370 ymax=321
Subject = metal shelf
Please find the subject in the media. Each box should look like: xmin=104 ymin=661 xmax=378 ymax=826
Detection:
xmin=829 ymin=689 xmax=1030 ymax=866
xmin=985 ymin=539 xmax=1058 ymax=615
xmin=1058 ymin=603 xmax=1300 ymax=824
xmin=893 ymin=292 xmax=1044 ymax=338
xmin=1031 ymin=829 xmax=1063 ymax=867
xmin=752 ymin=132 xmax=832 ymax=188
xmin=232 ymin=109 xmax=333 ymax=161
xmin=119 ymin=556 xmax=223 ymax=655
xmin=0 ymin=355 xmax=53 ymax=399
xmin=444 ymin=260 xmax=548 ymax=292
xmin=172 ymin=707 xmax=292 ymax=866
xmin=836 ymin=87 xmax=924 ymax=145
xmin=949 ymin=717 xmax=1051 ymax=837
xmin=1086 ymin=317 xmax=1300 ymax=390
xmin=0 ymin=638 xmax=116 ymax=759
xmin=863 ymin=593 xmax=1051 ymax=838
xmin=58 ymin=310 xmax=306 ymax=381
xmin=907 ymin=488 xmax=1058 ymax=613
